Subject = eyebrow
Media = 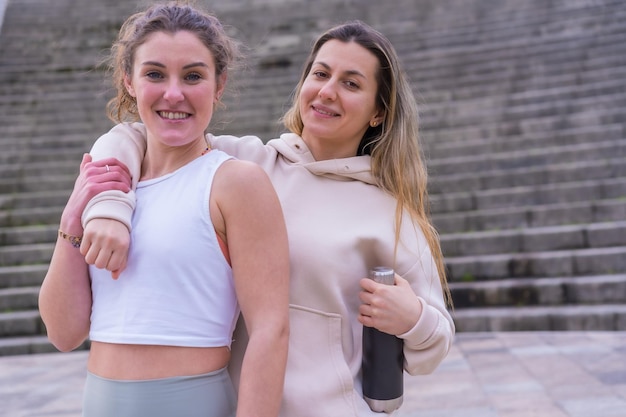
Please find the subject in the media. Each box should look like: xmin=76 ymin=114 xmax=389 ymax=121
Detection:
xmin=313 ymin=61 xmax=367 ymax=79
xmin=140 ymin=61 xmax=210 ymax=70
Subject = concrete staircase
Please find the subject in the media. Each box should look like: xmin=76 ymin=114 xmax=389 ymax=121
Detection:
xmin=0 ymin=0 xmax=624 ymax=355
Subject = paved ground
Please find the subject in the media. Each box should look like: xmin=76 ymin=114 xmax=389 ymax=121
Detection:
xmin=1 ymin=332 xmax=625 ymax=417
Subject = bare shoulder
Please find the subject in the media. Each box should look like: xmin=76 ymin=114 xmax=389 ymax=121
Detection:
xmin=212 ymin=159 xmax=276 ymax=205
xmin=216 ymin=159 xmax=268 ymax=183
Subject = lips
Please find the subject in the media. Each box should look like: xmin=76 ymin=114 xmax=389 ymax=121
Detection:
xmin=158 ymin=111 xmax=190 ymax=120
xmin=312 ymin=104 xmax=339 ymax=117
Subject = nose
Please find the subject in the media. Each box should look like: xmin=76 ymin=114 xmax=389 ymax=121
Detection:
xmin=163 ymin=79 xmax=184 ymax=104
xmin=318 ymin=80 xmax=337 ymax=101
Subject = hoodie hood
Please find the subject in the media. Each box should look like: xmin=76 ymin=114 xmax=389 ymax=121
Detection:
xmin=267 ymin=133 xmax=377 ymax=185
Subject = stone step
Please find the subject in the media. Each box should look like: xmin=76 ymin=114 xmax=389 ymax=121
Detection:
xmin=441 ymin=221 xmax=626 ymax=257
xmin=423 ymin=90 xmax=626 ymax=132
xmin=433 ymin=197 xmax=625 ymax=233
xmin=431 ymin=157 xmax=626 ymax=194
xmin=0 ymin=206 xmax=64 ymax=228
xmin=432 ymin=177 xmax=626 ymax=214
xmin=0 ymin=163 xmax=78 ymax=181
xmin=422 ymin=78 xmax=626 ymax=125
xmin=446 ymin=245 xmax=626 ymax=282
xmin=452 ymin=304 xmax=626 ymax=331
xmin=422 ymin=105 xmax=626 ymax=142
xmin=389 ymin=2 xmax=626 ymax=54
xmin=0 ymin=225 xmax=58 ymax=246
xmin=0 ymin=147 xmax=87 ymax=165
xmin=0 ymin=174 xmax=77 ymax=194
xmin=0 ymin=71 xmax=104 ymax=94
xmin=0 ymin=335 xmax=65 ymax=356
xmin=425 ymin=123 xmax=625 ymax=160
xmin=0 ymin=286 xmax=39 ymax=312
xmin=0 ymin=310 xmax=44 ymax=338
xmin=0 ymin=190 xmax=70 ymax=210
xmin=429 ymin=138 xmax=626 ymax=177
xmin=244 ymin=2 xmax=626 ymax=65
xmin=420 ymin=64 xmax=626 ymax=106
xmin=0 ymin=117 xmax=110 ymax=136
xmin=0 ymin=135 xmax=93 ymax=155
xmin=0 ymin=89 xmax=113 ymax=107
xmin=406 ymin=30 xmax=626 ymax=86
xmin=0 ymin=264 xmax=49 ymax=289
xmin=450 ymin=274 xmax=626 ymax=308
xmin=414 ymin=57 xmax=626 ymax=111
xmin=0 ymin=243 xmax=54 ymax=266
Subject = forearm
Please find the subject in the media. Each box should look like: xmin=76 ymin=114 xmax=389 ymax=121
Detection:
xmin=40 ymin=164 xmax=94 ymax=352
xmin=39 ymin=236 xmax=93 ymax=352
xmin=236 ymin=324 xmax=289 ymax=417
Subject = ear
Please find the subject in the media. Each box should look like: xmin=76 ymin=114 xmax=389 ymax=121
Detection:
xmin=215 ymin=72 xmax=228 ymax=102
xmin=369 ymin=110 xmax=385 ymax=128
xmin=124 ymin=74 xmax=136 ymax=98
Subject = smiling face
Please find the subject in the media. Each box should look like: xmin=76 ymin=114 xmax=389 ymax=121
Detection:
xmin=124 ymin=30 xmax=225 ymax=151
xmin=298 ymin=40 xmax=384 ymax=160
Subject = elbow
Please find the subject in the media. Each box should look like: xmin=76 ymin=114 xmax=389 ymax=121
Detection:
xmin=47 ymin=332 xmax=87 ymax=353
xmin=42 ymin=319 xmax=88 ymax=353
xmin=248 ymin=314 xmax=290 ymax=355
xmin=272 ymin=316 xmax=290 ymax=350
xmin=279 ymin=321 xmax=290 ymax=348
xmin=404 ymin=319 xmax=455 ymax=376
xmin=404 ymin=340 xmax=452 ymax=376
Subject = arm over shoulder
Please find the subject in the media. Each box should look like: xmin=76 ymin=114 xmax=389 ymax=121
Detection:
xmin=82 ymin=123 xmax=147 ymax=230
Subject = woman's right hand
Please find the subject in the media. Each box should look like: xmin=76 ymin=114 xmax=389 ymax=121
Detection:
xmin=81 ymin=218 xmax=130 ymax=279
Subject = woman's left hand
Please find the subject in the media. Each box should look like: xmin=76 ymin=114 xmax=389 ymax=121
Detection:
xmin=358 ymin=274 xmax=422 ymax=336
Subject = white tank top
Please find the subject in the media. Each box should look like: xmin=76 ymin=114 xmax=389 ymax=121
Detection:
xmin=89 ymin=150 xmax=238 ymax=347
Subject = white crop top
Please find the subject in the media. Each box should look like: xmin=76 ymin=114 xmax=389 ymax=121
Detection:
xmin=89 ymin=150 xmax=239 ymax=348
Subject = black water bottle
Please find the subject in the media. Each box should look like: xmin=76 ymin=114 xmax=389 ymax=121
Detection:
xmin=362 ymin=266 xmax=404 ymax=413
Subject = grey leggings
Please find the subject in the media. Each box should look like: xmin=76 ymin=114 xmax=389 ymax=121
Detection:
xmin=82 ymin=367 xmax=236 ymax=417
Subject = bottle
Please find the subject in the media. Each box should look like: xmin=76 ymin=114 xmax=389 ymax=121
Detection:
xmin=362 ymin=266 xmax=404 ymax=413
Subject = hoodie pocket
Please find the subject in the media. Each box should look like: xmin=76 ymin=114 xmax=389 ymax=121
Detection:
xmin=280 ymin=304 xmax=358 ymax=417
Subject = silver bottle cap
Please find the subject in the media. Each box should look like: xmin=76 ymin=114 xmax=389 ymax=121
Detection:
xmin=369 ymin=266 xmax=395 ymax=286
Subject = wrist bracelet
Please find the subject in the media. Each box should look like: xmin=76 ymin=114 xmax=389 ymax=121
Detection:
xmin=58 ymin=230 xmax=82 ymax=248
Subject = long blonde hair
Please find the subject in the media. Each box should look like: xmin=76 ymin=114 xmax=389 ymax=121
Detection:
xmin=283 ymin=21 xmax=452 ymax=307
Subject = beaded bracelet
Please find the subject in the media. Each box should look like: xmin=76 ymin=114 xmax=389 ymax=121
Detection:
xmin=58 ymin=230 xmax=82 ymax=248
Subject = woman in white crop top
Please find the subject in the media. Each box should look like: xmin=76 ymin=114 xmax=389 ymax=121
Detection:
xmin=38 ymin=4 xmax=289 ymax=417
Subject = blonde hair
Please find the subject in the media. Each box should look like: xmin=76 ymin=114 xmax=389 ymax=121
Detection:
xmin=105 ymin=1 xmax=240 ymax=123
xmin=283 ymin=21 xmax=452 ymax=307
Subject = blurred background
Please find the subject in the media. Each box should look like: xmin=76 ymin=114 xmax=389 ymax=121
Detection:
xmin=0 ymin=0 xmax=625 ymax=356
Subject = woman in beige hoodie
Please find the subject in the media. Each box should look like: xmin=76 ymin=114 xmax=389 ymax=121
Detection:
xmin=77 ymin=20 xmax=455 ymax=417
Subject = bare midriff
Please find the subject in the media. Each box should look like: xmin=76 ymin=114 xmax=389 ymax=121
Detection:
xmin=88 ymin=341 xmax=231 ymax=380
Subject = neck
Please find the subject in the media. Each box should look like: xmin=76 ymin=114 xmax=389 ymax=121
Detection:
xmin=140 ymin=136 xmax=210 ymax=180
xmin=301 ymin=135 xmax=358 ymax=161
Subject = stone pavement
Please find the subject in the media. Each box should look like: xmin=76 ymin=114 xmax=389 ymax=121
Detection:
xmin=1 ymin=332 xmax=625 ymax=417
